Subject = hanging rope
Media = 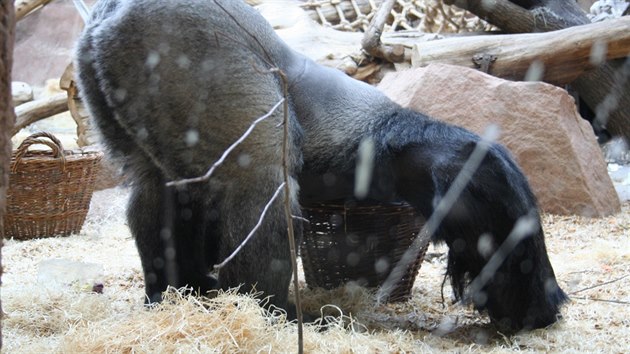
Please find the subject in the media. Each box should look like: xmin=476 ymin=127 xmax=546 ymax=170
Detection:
xmin=301 ymin=0 xmax=494 ymax=34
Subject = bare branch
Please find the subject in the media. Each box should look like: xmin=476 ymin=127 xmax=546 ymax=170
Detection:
xmin=569 ymin=274 xmax=629 ymax=296
xmin=292 ymin=215 xmax=309 ymax=223
xmin=570 ymin=297 xmax=630 ymax=305
xmin=71 ymin=0 xmax=90 ymax=23
xmin=361 ymin=0 xmax=405 ymax=63
xmin=213 ymin=182 xmax=286 ymax=270
xmin=277 ymin=68 xmax=304 ymax=352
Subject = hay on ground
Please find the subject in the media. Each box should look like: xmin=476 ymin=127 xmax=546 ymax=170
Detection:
xmin=3 ymin=187 xmax=629 ymax=353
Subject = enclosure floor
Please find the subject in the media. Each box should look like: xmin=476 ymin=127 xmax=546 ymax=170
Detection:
xmin=3 ymin=186 xmax=629 ymax=353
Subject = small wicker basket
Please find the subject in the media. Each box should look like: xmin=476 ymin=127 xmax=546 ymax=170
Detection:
xmin=300 ymin=200 xmax=429 ymax=302
xmin=5 ymin=132 xmax=103 ymax=240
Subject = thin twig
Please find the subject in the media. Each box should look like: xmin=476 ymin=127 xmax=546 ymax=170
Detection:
xmin=213 ymin=182 xmax=286 ymax=269
xmin=213 ymin=0 xmax=275 ymax=65
xmin=276 ymin=68 xmax=304 ymax=353
xmin=166 ymin=98 xmax=284 ymax=187
xmin=292 ymin=215 xmax=309 ymax=223
xmin=71 ymin=0 xmax=90 ymax=23
xmin=569 ymin=275 xmax=629 ymax=296
xmin=570 ymin=296 xmax=630 ymax=305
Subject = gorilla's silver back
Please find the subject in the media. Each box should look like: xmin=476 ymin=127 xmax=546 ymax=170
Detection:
xmin=80 ymin=0 xmax=299 ymax=180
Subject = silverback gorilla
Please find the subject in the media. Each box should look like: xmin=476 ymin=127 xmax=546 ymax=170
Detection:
xmin=75 ymin=0 xmax=567 ymax=331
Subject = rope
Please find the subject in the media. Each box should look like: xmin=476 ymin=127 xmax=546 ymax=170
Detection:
xmin=302 ymin=0 xmax=494 ymax=33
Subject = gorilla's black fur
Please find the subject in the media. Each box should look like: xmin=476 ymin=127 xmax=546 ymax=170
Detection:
xmin=75 ymin=0 xmax=567 ymax=331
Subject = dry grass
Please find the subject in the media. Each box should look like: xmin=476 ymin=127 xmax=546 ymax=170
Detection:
xmin=3 ymin=187 xmax=629 ymax=353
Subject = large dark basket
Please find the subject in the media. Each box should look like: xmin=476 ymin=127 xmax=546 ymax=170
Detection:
xmin=5 ymin=132 xmax=103 ymax=240
xmin=300 ymin=200 xmax=429 ymax=302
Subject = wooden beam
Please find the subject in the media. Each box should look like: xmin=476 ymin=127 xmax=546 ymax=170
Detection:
xmin=12 ymin=92 xmax=67 ymax=136
xmin=444 ymin=0 xmax=630 ymax=140
xmin=410 ymin=16 xmax=630 ymax=85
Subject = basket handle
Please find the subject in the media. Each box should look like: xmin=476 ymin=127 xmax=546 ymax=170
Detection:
xmin=12 ymin=132 xmax=67 ymax=173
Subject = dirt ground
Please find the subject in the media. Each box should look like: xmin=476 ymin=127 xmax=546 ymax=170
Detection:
xmin=2 ymin=184 xmax=629 ymax=353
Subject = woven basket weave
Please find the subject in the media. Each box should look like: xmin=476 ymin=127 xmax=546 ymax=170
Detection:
xmin=300 ymin=200 xmax=429 ymax=302
xmin=5 ymin=132 xmax=103 ymax=239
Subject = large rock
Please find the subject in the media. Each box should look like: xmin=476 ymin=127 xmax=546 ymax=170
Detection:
xmin=378 ymin=63 xmax=620 ymax=217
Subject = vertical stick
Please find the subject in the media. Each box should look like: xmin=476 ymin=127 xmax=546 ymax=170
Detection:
xmin=0 ymin=0 xmax=17 ymax=349
xmin=277 ymin=69 xmax=303 ymax=354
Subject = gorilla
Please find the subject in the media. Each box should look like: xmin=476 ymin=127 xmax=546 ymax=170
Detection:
xmin=75 ymin=0 xmax=567 ymax=331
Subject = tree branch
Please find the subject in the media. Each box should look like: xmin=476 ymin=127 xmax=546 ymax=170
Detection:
xmin=361 ymin=0 xmax=405 ymax=62
xmin=12 ymin=92 xmax=67 ymax=136
xmin=213 ymin=182 xmax=286 ymax=270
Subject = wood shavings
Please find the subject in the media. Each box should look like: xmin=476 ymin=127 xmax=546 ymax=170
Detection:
xmin=3 ymin=188 xmax=629 ymax=352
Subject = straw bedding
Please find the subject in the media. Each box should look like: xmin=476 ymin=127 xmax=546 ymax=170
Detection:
xmin=3 ymin=187 xmax=629 ymax=353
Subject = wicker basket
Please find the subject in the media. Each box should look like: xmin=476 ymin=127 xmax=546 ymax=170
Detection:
xmin=5 ymin=132 xmax=103 ymax=240
xmin=300 ymin=200 xmax=429 ymax=302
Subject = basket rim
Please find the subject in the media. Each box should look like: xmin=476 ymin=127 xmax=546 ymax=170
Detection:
xmin=10 ymin=150 xmax=104 ymax=164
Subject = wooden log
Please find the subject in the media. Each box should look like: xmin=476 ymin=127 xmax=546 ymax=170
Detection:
xmin=410 ymin=16 xmax=630 ymax=85
xmin=14 ymin=0 xmax=53 ymax=21
xmin=12 ymin=92 xmax=67 ymax=136
xmin=443 ymin=0 xmax=589 ymax=32
xmin=445 ymin=0 xmax=630 ymax=140
xmin=60 ymin=63 xmax=101 ymax=147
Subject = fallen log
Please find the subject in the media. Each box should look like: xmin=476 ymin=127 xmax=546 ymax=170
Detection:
xmin=12 ymin=92 xmax=68 ymax=136
xmin=445 ymin=0 xmax=630 ymax=140
xmin=409 ymin=16 xmax=630 ymax=85
xmin=443 ymin=0 xmax=589 ymax=32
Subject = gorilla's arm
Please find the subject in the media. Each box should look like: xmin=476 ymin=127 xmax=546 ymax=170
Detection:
xmin=292 ymin=62 xmax=568 ymax=330
xmin=386 ymin=118 xmax=567 ymax=330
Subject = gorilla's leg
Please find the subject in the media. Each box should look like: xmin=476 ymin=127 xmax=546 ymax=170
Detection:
xmin=388 ymin=121 xmax=567 ymax=331
xmin=215 ymin=175 xmax=300 ymax=316
xmin=169 ymin=184 xmax=221 ymax=297
xmin=127 ymin=175 xmax=219 ymax=303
